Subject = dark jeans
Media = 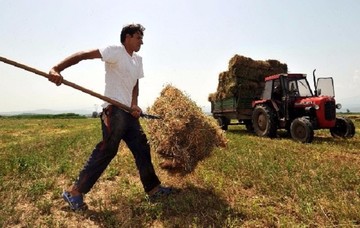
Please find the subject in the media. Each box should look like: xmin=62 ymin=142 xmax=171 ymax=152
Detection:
xmin=74 ymin=105 xmax=161 ymax=194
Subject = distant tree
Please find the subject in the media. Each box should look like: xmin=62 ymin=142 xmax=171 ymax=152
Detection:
xmin=92 ymin=111 xmax=99 ymax=118
xmin=346 ymin=109 xmax=350 ymax=113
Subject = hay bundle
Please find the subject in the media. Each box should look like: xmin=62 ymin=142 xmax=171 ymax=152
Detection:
xmin=146 ymin=85 xmax=227 ymax=174
xmin=208 ymin=54 xmax=287 ymax=102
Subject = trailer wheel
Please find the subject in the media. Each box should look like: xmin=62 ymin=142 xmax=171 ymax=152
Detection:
xmin=290 ymin=117 xmax=314 ymax=143
xmin=330 ymin=117 xmax=355 ymax=138
xmin=217 ymin=117 xmax=229 ymax=131
xmin=252 ymin=104 xmax=277 ymax=138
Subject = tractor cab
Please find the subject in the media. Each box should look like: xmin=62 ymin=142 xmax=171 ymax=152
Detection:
xmin=260 ymin=73 xmax=313 ymax=100
xmin=254 ymin=74 xmax=317 ymax=123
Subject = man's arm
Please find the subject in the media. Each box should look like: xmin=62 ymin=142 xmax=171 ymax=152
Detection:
xmin=48 ymin=49 xmax=101 ymax=86
xmin=131 ymin=80 xmax=139 ymax=106
xmin=130 ymin=80 xmax=142 ymax=118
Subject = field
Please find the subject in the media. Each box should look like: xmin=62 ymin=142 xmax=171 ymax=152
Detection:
xmin=0 ymin=115 xmax=359 ymax=227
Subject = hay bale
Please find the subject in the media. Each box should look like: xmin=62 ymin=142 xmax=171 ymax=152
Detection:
xmin=211 ymin=54 xmax=288 ymax=101
xmin=146 ymin=85 xmax=227 ymax=174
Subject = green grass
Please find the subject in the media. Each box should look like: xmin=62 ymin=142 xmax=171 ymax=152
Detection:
xmin=0 ymin=116 xmax=359 ymax=227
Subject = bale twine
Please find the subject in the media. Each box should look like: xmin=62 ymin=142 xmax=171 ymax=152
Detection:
xmin=146 ymin=85 xmax=227 ymax=174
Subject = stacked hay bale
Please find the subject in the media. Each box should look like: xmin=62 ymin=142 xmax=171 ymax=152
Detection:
xmin=208 ymin=55 xmax=288 ymax=102
xmin=146 ymin=85 xmax=227 ymax=174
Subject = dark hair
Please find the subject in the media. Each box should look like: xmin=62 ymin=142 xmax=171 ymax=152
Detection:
xmin=120 ymin=24 xmax=145 ymax=44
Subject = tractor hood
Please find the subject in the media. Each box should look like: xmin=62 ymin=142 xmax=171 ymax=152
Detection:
xmin=294 ymin=96 xmax=334 ymax=109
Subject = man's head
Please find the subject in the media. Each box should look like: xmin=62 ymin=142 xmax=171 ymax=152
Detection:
xmin=120 ymin=24 xmax=145 ymax=43
xmin=120 ymin=24 xmax=145 ymax=53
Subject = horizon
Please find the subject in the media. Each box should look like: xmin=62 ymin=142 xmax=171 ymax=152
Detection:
xmin=1 ymin=101 xmax=360 ymax=116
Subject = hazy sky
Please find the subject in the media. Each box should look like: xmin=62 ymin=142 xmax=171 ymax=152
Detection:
xmin=1 ymin=0 xmax=359 ymax=113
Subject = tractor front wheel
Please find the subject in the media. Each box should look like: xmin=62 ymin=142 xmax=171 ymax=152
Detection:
xmin=330 ymin=117 xmax=356 ymax=138
xmin=290 ymin=117 xmax=314 ymax=143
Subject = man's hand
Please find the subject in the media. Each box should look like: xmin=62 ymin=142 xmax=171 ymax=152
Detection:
xmin=130 ymin=105 xmax=142 ymax=119
xmin=48 ymin=68 xmax=63 ymax=86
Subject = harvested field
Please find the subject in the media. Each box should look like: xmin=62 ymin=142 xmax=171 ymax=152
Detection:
xmin=0 ymin=116 xmax=359 ymax=227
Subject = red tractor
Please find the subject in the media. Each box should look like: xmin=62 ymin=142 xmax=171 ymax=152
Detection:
xmin=252 ymin=70 xmax=356 ymax=143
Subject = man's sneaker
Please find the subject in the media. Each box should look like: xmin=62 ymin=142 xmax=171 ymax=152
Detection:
xmin=62 ymin=191 xmax=87 ymax=211
xmin=148 ymin=186 xmax=173 ymax=202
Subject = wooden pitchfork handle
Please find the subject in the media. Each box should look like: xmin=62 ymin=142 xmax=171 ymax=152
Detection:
xmin=0 ymin=56 xmax=161 ymax=119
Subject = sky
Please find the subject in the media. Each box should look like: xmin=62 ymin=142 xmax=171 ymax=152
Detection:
xmin=1 ymin=0 xmax=360 ymax=113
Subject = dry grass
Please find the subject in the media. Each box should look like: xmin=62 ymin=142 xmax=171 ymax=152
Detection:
xmin=209 ymin=54 xmax=287 ymax=101
xmin=0 ymin=115 xmax=359 ymax=227
xmin=146 ymin=85 xmax=227 ymax=174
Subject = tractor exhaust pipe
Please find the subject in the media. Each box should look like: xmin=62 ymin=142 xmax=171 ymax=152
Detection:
xmin=313 ymin=69 xmax=317 ymax=96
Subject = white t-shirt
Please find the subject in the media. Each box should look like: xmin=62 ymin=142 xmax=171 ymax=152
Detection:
xmin=99 ymin=45 xmax=144 ymax=108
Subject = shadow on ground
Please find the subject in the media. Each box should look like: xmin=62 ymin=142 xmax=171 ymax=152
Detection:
xmin=79 ymin=185 xmax=245 ymax=227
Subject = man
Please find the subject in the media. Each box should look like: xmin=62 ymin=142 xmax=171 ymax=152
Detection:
xmin=48 ymin=24 xmax=172 ymax=211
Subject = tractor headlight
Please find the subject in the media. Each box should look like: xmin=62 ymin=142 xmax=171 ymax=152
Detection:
xmin=336 ymin=103 xmax=342 ymax=109
xmin=305 ymin=105 xmax=318 ymax=113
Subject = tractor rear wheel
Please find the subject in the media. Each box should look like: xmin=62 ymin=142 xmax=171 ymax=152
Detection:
xmin=330 ymin=117 xmax=356 ymax=138
xmin=290 ymin=117 xmax=314 ymax=143
xmin=252 ymin=104 xmax=277 ymax=138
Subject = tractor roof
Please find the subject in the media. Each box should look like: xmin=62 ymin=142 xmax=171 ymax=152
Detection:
xmin=265 ymin=73 xmax=307 ymax=81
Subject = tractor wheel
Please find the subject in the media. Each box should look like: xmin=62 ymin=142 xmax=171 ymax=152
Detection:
xmin=346 ymin=118 xmax=356 ymax=138
xmin=252 ymin=104 xmax=277 ymax=138
xmin=244 ymin=120 xmax=254 ymax=132
xmin=217 ymin=117 xmax=229 ymax=131
xmin=290 ymin=117 xmax=314 ymax=143
xmin=330 ymin=117 xmax=356 ymax=138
